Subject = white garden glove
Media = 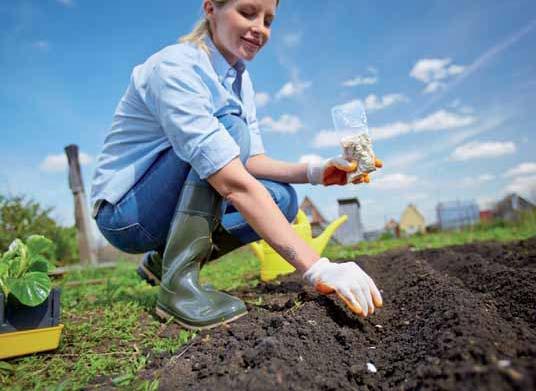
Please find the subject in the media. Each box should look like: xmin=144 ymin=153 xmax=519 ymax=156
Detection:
xmin=303 ymin=258 xmax=383 ymax=317
xmin=306 ymin=157 xmax=358 ymax=186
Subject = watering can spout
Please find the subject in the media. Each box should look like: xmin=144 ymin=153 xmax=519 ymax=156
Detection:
xmin=249 ymin=209 xmax=348 ymax=282
xmin=312 ymin=215 xmax=348 ymax=253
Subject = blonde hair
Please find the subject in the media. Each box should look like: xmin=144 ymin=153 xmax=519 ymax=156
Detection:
xmin=180 ymin=0 xmax=279 ymax=53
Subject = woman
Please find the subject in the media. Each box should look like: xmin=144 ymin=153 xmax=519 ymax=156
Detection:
xmin=91 ymin=0 xmax=383 ymax=330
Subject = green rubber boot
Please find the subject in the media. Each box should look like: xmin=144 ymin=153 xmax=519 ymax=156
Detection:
xmin=137 ymin=222 xmax=244 ymax=286
xmin=137 ymin=251 xmax=163 ymax=286
xmin=155 ymin=181 xmax=247 ymax=330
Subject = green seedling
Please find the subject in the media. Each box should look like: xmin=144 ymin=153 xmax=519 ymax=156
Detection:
xmin=289 ymin=298 xmax=304 ymax=314
xmin=244 ymin=296 xmax=264 ymax=307
xmin=0 ymin=235 xmax=55 ymax=306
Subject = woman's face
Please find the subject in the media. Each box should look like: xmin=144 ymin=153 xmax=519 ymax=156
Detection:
xmin=205 ymin=0 xmax=277 ymax=65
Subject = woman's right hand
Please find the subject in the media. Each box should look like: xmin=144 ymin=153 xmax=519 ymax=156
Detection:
xmin=303 ymin=258 xmax=383 ymax=317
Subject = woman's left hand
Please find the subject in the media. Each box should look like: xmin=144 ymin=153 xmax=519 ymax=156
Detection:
xmin=306 ymin=156 xmax=383 ymax=186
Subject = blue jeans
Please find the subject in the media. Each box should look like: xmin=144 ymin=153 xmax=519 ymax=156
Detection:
xmin=95 ymin=114 xmax=299 ymax=254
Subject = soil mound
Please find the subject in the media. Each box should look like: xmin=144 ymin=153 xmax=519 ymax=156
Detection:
xmin=159 ymin=238 xmax=536 ymax=390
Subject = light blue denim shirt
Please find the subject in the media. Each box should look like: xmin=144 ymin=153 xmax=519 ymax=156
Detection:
xmin=90 ymin=37 xmax=264 ymax=212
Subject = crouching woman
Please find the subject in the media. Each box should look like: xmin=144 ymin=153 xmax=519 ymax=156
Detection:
xmin=90 ymin=0 xmax=382 ymax=330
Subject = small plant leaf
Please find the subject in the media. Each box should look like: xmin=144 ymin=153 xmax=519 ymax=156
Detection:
xmin=27 ymin=235 xmax=55 ymax=261
xmin=0 ymin=262 xmax=9 ymax=297
xmin=7 ymin=257 xmax=23 ymax=279
xmin=0 ymin=263 xmax=8 ymax=277
xmin=2 ymin=239 xmax=23 ymax=264
xmin=7 ymin=272 xmax=51 ymax=307
xmin=28 ymin=257 xmax=53 ymax=273
xmin=5 ymin=239 xmax=29 ymax=278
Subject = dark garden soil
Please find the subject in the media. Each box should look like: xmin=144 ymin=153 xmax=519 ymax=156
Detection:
xmin=155 ymin=238 xmax=536 ymax=391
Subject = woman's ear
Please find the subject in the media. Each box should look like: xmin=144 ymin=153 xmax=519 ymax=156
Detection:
xmin=203 ymin=0 xmax=215 ymax=20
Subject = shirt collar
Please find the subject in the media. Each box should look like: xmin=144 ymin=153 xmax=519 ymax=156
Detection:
xmin=205 ymin=35 xmax=246 ymax=80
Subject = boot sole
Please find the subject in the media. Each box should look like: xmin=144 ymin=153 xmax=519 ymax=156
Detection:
xmin=155 ymin=305 xmax=248 ymax=331
xmin=137 ymin=264 xmax=161 ymax=286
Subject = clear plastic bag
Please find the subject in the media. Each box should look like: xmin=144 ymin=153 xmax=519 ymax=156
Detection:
xmin=331 ymin=100 xmax=377 ymax=182
xmin=331 ymin=100 xmax=369 ymax=136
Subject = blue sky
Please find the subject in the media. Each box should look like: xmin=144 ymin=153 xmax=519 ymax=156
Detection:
xmin=1 ymin=0 xmax=535 ymax=232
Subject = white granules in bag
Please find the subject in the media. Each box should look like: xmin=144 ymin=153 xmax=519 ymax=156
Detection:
xmin=341 ymin=133 xmax=377 ymax=183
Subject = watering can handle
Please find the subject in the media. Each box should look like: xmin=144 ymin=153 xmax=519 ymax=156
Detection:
xmin=295 ymin=209 xmax=308 ymax=225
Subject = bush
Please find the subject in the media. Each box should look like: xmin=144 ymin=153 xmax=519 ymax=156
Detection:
xmin=0 ymin=195 xmax=78 ymax=265
xmin=378 ymin=231 xmax=395 ymax=241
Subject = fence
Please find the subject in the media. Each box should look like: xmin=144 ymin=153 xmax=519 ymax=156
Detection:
xmin=436 ymin=200 xmax=480 ymax=230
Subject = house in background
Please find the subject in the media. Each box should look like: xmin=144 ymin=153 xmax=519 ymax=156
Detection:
xmin=334 ymin=197 xmax=364 ymax=245
xmin=479 ymin=210 xmax=494 ymax=223
xmin=494 ymin=193 xmax=535 ymax=221
xmin=384 ymin=219 xmax=401 ymax=238
xmin=299 ymin=196 xmax=328 ymax=237
xmin=400 ymin=204 xmax=426 ymax=235
xmin=436 ymin=200 xmax=480 ymax=230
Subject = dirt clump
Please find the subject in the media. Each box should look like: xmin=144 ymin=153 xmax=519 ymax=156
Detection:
xmin=158 ymin=238 xmax=536 ymax=390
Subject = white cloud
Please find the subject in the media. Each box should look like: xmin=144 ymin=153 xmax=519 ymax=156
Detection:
xmin=423 ymin=81 xmax=445 ymax=94
xmin=32 ymin=41 xmax=50 ymax=51
xmin=275 ymin=81 xmax=312 ymax=99
xmin=410 ymin=58 xmax=463 ymax=83
xmin=410 ymin=58 xmax=466 ymax=94
xmin=444 ymin=112 xmax=507 ymax=147
xmin=413 ymin=19 xmax=536 ymax=115
xmin=413 ymin=110 xmax=477 ymax=131
xmin=312 ymin=130 xmax=354 ymax=148
xmin=259 ymin=114 xmax=303 ymax=133
xmin=363 ymin=93 xmax=408 ymax=112
xmin=368 ymin=109 xmax=476 ymax=141
xmin=370 ymin=121 xmax=412 ymax=140
xmin=447 ymin=64 xmax=465 ymax=76
xmin=388 ymin=151 xmax=426 ymax=169
xmin=505 ymin=175 xmax=536 ymax=198
xmin=505 ymin=162 xmax=536 ymax=177
xmin=56 ymin=0 xmax=74 ymax=6
xmin=342 ymin=76 xmax=378 ymax=87
xmin=40 ymin=152 xmax=93 ymax=172
xmin=459 ymin=106 xmax=475 ymax=114
xmin=461 ymin=174 xmax=496 ymax=186
xmin=254 ymin=92 xmax=271 ymax=108
xmin=342 ymin=67 xmax=378 ymax=87
xmin=478 ymin=174 xmax=496 ymax=181
xmin=450 ymin=141 xmax=516 ymax=161
xmin=298 ymin=154 xmax=324 ymax=164
xmin=282 ymin=32 xmax=302 ymax=47
xmin=371 ymin=173 xmax=418 ymax=190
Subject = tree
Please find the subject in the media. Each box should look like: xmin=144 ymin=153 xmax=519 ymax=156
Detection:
xmin=0 ymin=194 xmax=78 ymax=265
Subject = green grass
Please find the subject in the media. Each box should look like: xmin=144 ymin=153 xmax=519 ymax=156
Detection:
xmin=1 ymin=212 xmax=535 ymax=389
xmin=324 ymin=212 xmax=536 ymax=260
xmin=1 ymin=262 xmax=192 ymax=390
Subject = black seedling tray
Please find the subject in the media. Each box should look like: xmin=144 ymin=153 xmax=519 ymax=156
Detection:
xmin=0 ymin=288 xmax=61 ymax=334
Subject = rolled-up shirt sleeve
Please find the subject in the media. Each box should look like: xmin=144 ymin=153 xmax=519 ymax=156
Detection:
xmin=146 ymin=56 xmax=240 ymax=179
xmin=248 ymin=114 xmax=265 ymax=156
xmin=242 ymin=72 xmax=265 ymax=156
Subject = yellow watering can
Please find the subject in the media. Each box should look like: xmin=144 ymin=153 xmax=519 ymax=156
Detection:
xmin=250 ymin=210 xmax=348 ymax=282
